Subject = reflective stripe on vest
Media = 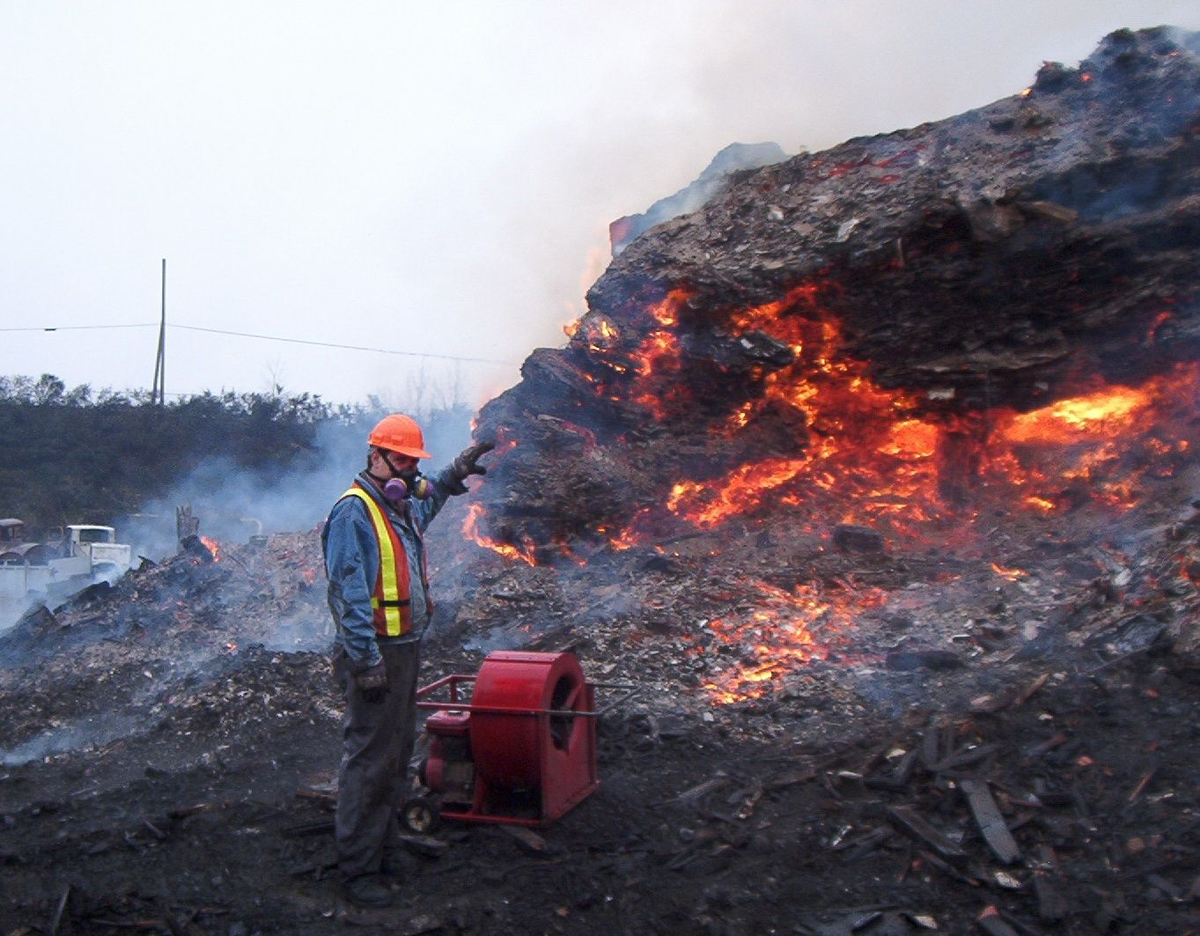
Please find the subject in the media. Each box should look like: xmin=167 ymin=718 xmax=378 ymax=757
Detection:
xmin=340 ymin=485 xmax=415 ymax=637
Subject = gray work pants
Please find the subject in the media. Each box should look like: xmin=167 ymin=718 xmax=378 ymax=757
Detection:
xmin=333 ymin=640 xmax=422 ymax=879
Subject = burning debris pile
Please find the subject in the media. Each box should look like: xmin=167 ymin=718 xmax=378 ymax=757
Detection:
xmin=5 ymin=26 xmax=1200 ymax=936
xmin=457 ymin=26 xmax=1200 ymax=696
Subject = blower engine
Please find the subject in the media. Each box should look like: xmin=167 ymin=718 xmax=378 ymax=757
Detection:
xmin=406 ymin=650 xmax=628 ymax=830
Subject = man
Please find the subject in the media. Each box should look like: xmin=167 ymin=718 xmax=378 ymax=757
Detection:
xmin=322 ymin=413 xmax=493 ymax=908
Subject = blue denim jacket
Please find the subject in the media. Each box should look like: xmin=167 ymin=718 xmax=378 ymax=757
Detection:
xmin=321 ymin=468 xmax=457 ymax=668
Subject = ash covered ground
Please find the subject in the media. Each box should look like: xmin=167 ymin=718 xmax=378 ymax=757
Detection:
xmin=1 ymin=474 xmax=1200 ymax=935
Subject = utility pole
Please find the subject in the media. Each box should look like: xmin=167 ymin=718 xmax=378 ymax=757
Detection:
xmin=151 ymin=258 xmax=166 ymax=406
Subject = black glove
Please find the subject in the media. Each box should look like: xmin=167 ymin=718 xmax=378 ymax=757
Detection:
xmin=445 ymin=440 xmax=497 ymax=495
xmin=354 ymin=659 xmax=388 ymax=704
xmin=451 ymin=440 xmax=496 ymax=482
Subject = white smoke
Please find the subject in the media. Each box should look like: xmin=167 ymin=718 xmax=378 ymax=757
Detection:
xmin=122 ymin=410 xmax=476 ymax=561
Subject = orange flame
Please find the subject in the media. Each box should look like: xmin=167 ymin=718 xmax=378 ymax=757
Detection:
xmin=494 ymin=281 xmax=1200 ymax=699
xmin=996 ymin=385 xmax=1149 ymax=441
xmin=200 ymin=536 xmax=221 ymax=561
xmin=653 ymin=280 xmax=1200 ymax=546
xmin=463 ymin=503 xmax=537 ymax=566
xmin=664 ymin=288 xmax=952 ymax=540
xmin=648 ymin=291 xmax=686 ymax=327
xmin=571 ymin=315 xmax=621 ymax=353
xmin=577 ymin=287 xmax=1200 ymax=600
xmin=982 ymin=365 xmax=1199 ymax=510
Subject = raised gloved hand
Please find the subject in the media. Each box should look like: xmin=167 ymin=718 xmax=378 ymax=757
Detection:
xmin=354 ymin=659 xmax=388 ymax=704
xmin=450 ymin=440 xmax=496 ymax=482
xmin=445 ymin=440 xmax=496 ymax=495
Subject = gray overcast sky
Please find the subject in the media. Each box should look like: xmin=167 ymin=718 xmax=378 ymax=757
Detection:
xmin=2 ymin=1 xmax=1197 ymax=409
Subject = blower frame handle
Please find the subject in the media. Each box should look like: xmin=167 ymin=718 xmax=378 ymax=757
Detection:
xmin=416 ymin=673 xmax=637 ymax=718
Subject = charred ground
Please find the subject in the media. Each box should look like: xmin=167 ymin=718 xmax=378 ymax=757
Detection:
xmin=2 ymin=483 xmax=1200 ymax=934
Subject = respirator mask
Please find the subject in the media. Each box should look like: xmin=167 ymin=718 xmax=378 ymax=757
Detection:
xmin=378 ymin=450 xmax=432 ymax=503
xmin=383 ymin=473 xmax=432 ymax=502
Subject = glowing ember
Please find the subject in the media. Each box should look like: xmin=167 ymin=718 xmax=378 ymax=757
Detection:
xmin=645 ymin=282 xmax=1200 ymax=547
xmin=486 ymin=280 xmax=1200 ymax=703
xmin=879 ymin=419 xmax=939 ymax=459
xmin=996 ymin=385 xmax=1149 ymax=441
xmin=626 ymin=289 xmax=692 ymax=419
xmin=668 ymin=457 xmax=811 ymax=529
xmin=693 ymin=579 xmax=886 ymax=703
xmin=598 ymin=524 xmax=637 ymax=552
xmin=990 ymin=562 xmax=1028 ymax=582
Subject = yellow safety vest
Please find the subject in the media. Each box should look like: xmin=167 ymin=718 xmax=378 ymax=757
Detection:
xmin=339 ymin=484 xmax=430 ymax=637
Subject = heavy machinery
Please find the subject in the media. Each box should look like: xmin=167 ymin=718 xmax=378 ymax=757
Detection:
xmin=405 ymin=651 xmax=632 ymax=831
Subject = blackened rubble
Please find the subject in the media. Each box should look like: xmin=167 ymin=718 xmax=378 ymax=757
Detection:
xmin=4 ymin=26 xmax=1200 ymax=936
xmin=3 ymin=506 xmax=1200 ymax=932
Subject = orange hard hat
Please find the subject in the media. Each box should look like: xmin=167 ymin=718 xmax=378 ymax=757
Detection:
xmin=368 ymin=414 xmax=432 ymax=459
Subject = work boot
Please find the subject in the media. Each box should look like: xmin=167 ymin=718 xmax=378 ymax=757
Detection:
xmin=343 ymin=874 xmax=393 ymax=908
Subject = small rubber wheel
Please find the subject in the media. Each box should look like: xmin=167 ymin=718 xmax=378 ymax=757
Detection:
xmin=400 ymin=796 xmax=440 ymax=834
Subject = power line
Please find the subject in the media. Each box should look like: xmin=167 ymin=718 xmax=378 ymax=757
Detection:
xmin=170 ymin=323 xmax=520 ymax=367
xmin=2 ymin=320 xmax=522 ymax=367
xmin=0 ymin=323 xmax=156 ymax=332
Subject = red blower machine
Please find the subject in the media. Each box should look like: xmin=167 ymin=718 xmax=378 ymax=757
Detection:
xmin=404 ymin=651 xmax=631 ymax=830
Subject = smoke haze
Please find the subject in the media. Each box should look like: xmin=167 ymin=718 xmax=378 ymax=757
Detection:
xmin=123 ymin=409 xmax=474 ymax=560
xmin=2 ymin=2 xmax=1197 ymax=410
